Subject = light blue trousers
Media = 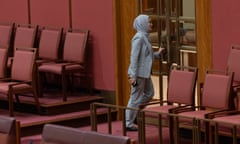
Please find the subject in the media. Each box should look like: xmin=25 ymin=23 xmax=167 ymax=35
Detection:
xmin=125 ymin=77 xmax=154 ymax=127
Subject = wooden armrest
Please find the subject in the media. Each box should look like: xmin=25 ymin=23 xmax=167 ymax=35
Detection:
xmin=36 ymin=58 xmax=64 ymax=66
xmin=8 ymin=81 xmax=31 ymax=89
xmin=138 ymin=100 xmax=168 ymax=109
xmin=169 ymin=105 xmax=192 ymax=113
xmin=36 ymin=59 xmax=54 ymax=65
xmin=170 ymin=106 xmax=198 ymax=114
xmin=9 ymin=81 xmax=31 ymax=86
xmin=62 ymin=62 xmax=81 ymax=66
xmin=205 ymin=109 xmax=238 ymax=119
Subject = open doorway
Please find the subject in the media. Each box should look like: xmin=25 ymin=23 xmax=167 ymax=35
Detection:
xmin=138 ymin=0 xmax=197 ymax=101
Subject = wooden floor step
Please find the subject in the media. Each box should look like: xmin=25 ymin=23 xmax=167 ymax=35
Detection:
xmin=18 ymin=108 xmax=117 ymax=137
xmin=0 ymin=93 xmax=104 ymax=115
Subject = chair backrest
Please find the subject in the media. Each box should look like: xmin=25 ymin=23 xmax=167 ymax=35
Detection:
xmin=41 ymin=124 xmax=131 ymax=144
xmin=41 ymin=124 xmax=84 ymax=144
xmin=202 ymin=70 xmax=234 ymax=109
xmin=11 ymin=47 xmax=37 ymax=82
xmin=38 ymin=27 xmax=63 ymax=60
xmin=13 ymin=24 xmax=37 ymax=52
xmin=0 ymin=48 xmax=8 ymax=78
xmin=0 ymin=23 xmax=14 ymax=49
xmin=228 ymin=45 xmax=240 ymax=83
xmin=167 ymin=65 xmax=198 ymax=105
xmin=63 ymin=29 xmax=89 ymax=63
xmin=0 ymin=116 xmax=19 ymax=144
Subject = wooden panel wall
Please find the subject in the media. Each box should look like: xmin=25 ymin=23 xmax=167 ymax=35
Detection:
xmin=196 ymin=0 xmax=212 ymax=99
xmin=114 ymin=0 xmax=138 ymax=106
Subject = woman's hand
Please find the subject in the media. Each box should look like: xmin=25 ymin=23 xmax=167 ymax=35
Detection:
xmin=128 ymin=77 xmax=137 ymax=86
xmin=158 ymin=47 xmax=165 ymax=53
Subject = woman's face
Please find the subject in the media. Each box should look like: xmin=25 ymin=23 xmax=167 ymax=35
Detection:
xmin=148 ymin=18 xmax=153 ymax=32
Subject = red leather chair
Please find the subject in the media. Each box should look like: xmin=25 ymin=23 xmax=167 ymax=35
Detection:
xmin=173 ymin=70 xmax=234 ymax=143
xmin=227 ymin=45 xmax=240 ymax=108
xmin=38 ymin=29 xmax=89 ymax=101
xmin=141 ymin=65 xmax=198 ymax=144
xmin=0 ymin=115 xmax=20 ymax=144
xmin=0 ymin=47 xmax=40 ymax=116
xmin=7 ymin=24 xmax=38 ymax=69
xmin=36 ymin=26 xmax=63 ymax=63
xmin=0 ymin=23 xmax=14 ymax=49
xmin=0 ymin=48 xmax=8 ymax=78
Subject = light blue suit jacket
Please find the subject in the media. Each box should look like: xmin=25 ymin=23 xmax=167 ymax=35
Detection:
xmin=128 ymin=32 xmax=160 ymax=79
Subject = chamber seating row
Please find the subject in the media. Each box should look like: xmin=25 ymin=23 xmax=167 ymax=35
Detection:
xmin=141 ymin=57 xmax=240 ymax=144
xmin=0 ymin=22 xmax=91 ymax=116
xmin=140 ymin=45 xmax=240 ymax=143
xmin=90 ymin=51 xmax=240 ymax=144
xmin=90 ymin=99 xmax=240 ymax=144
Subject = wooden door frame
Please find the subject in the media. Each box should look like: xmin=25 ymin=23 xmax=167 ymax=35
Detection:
xmin=113 ymin=0 xmax=138 ymax=106
xmin=113 ymin=0 xmax=212 ymax=107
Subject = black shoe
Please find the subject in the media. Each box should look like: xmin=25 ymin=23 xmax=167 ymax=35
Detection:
xmin=126 ymin=126 xmax=138 ymax=131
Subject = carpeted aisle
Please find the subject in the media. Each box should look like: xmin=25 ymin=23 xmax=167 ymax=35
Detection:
xmin=21 ymin=121 xmax=194 ymax=144
xmin=79 ymin=121 xmax=171 ymax=144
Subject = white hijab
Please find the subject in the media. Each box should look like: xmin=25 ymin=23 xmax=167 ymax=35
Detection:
xmin=133 ymin=15 xmax=152 ymax=50
xmin=133 ymin=14 xmax=149 ymax=34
